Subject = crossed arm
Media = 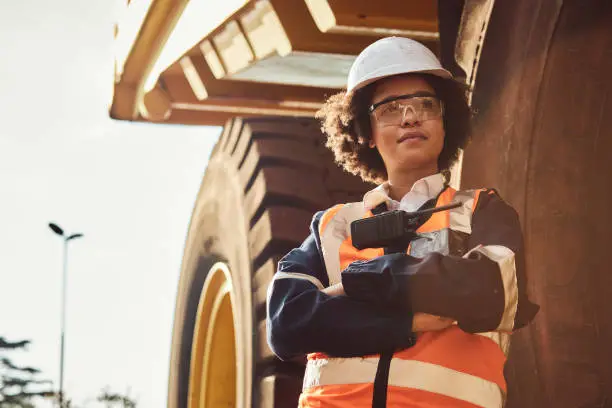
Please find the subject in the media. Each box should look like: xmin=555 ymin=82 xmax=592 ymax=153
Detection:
xmin=267 ymin=192 xmax=539 ymax=360
xmin=322 ymin=284 xmax=452 ymax=333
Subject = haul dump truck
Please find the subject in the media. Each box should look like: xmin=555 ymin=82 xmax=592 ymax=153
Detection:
xmin=110 ymin=1 xmax=612 ymax=407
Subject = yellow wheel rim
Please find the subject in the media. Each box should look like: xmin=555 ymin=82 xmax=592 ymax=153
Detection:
xmin=188 ymin=262 xmax=237 ymax=408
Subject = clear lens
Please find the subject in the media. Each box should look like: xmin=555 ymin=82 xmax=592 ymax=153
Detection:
xmin=372 ymin=96 xmax=442 ymax=127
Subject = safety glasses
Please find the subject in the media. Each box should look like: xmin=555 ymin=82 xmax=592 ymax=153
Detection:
xmin=369 ymin=93 xmax=443 ymax=127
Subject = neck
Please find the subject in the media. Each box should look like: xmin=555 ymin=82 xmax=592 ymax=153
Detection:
xmin=386 ymin=165 xmax=439 ymax=201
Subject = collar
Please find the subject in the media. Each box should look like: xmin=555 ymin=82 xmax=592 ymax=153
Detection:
xmin=362 ymin=173 xmax=446 ymax=211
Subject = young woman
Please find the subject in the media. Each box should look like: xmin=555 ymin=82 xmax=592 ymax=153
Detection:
xmin=267 ymin=37 xmax=539 ymax=408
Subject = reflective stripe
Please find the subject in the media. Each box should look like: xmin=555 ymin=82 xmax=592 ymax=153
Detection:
xmin=462 ymin=245 xmax=513 ymax=355
xmin=303 ymin=358 xmax=504 ymax=408
xmin=475 ymin=331 xmax=511 ymax=356
xmin=319 ymin=203 xmax=366 ymax=285
xmin=303 ymin=357 xmax=378 ymax=389
xmin=409 ymin=228 xmax=450 ymax=257
xmin=319 ymin=204 xmax=343 ymax=238
xmin=472 ymin=245 xmax=518 ymax=331
xmin=450 ymin=190 xmax=476 ymax=234
xmin=411 ymin=188 xmax=477 ymax=258
xmin=272 ymin=271 xmax=324 ymax=290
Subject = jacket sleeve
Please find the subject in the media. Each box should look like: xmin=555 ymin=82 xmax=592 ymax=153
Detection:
xmin=464 ymin=189 xmax=540 ymax=331
xmin=266 ymin=211 xmax=416 ymax=361
xmin=342 ymin=190 xmax=539 ymax=334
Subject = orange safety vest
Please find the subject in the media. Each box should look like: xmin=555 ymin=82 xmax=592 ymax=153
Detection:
xmin=300 ymin=186 xmax=510 ymax=408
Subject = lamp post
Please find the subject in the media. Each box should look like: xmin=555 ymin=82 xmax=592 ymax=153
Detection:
xmin=48 ymin=223 xmax=83 ymax=408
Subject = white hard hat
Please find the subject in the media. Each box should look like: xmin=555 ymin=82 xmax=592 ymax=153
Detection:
xmin=347 ymin=37 xmax=452 ymax=93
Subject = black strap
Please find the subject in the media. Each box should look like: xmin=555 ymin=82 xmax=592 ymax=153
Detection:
xmin=372 ymin=350 xmax=393 ymax=408
xmin=370 ymin=197 xmax=436 ymax=408
xmin=371 ymin=201 xmax=395 ymax=408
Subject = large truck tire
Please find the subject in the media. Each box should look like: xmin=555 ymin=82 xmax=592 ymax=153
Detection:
xmin=167 ymin=117 xmax=374 ymax=408
xmin=461 ymin=1 xmax=612 ymax=406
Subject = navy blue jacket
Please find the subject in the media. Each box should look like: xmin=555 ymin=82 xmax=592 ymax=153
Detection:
xmin=266 ymin=191 xmax=539 ymax=360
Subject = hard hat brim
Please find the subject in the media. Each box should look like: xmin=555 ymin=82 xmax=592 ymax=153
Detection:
xmin=348 ymin=67 xmax=453 ymax=94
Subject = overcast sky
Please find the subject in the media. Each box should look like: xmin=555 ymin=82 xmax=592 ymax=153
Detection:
xmin=0 ymin=1 xmax=235 ymax=406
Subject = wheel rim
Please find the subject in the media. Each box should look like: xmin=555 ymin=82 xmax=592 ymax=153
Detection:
xmin=188 ymin=262 xmax=237 ymax=408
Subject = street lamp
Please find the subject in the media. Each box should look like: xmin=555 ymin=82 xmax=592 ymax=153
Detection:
xmin=48 ymin=223 xmax=83 ymax=408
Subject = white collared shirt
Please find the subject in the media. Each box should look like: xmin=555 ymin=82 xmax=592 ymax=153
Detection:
xmin=363 ymin=173 xmax=446 ymax=212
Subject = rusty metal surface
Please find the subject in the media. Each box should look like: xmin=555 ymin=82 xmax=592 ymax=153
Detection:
xmin=461 ymin=1 xmax=612 ymax=406
xmin=305 ymin=0 xmax=439 ymax=41
xmin=112 ymin=0 xmax=443 ymax=125
xmin=454 ymin=0 xmax=495 ymax=89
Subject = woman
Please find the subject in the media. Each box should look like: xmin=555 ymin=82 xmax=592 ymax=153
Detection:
xmin=266 ymin=37 xmax=539 ymax=408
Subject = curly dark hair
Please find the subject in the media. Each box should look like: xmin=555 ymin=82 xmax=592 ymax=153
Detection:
xmin=316 ymin=74 xmax=472 ymax=184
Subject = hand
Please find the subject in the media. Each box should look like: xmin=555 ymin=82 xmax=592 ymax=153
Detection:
xmin=412 ymin=312 xmax=454 ymax=332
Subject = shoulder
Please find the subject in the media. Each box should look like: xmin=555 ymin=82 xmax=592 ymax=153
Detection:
xmin=314 ymin=202 xmax=366 ymax=234
xmin=464 ymin=188 xmax=523 ymax=251
xmin=471 ymin=188 xmax=517 ymax=213
xmin=468 ymin=188 xmax=521 ymax=230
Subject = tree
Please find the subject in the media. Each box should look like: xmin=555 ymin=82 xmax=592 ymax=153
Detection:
xmin=0 ymin=337 xmax=54 ymax=408
xmin=97 ymin=387 xmax=137 ymax=408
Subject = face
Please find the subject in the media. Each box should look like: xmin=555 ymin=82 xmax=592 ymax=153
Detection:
xmin=369 ymin=75 xmax=445 ymax=177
